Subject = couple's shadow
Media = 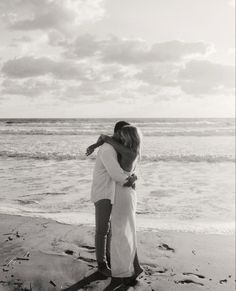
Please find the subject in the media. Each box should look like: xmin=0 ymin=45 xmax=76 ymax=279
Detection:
xmin=61 ymin=270 xmax=130 ymax=291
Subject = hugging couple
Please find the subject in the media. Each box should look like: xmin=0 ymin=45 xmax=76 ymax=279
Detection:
xmin=87 ymin=121 xmax=143 ymax=290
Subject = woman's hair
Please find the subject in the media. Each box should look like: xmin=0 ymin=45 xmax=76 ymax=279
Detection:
xmin=120 ymin=125 xmax=142 ymax=157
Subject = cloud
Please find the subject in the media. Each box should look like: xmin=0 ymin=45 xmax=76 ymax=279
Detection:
xmin=62 ymin=35 xmax=212 ymax=64
xmin=1 ymin=58 xmax=140 ymax=102
xmin=2 ymin=49 xmax=234 ymax=103
xmin=178 ymin=60 xmax=235 ymax=95
xmin=63 ymin=75 xmax=142 ymax=103
xmin=62 ymin=34 xmax=101 ymax=58
xmin=131 ymin=59 xmax=235 ymax=98
xmin=103 ymin=38 xmax=211 ymax=64
xmin=1 ymin=78 xmax=58 ymax=97
xmin=135 ymin=63 xmax=180 ymax=87
xmin=12 ymin=36 xmax=32 ymax=43
xmin=0 ymin=0 xmax=105 ymax=32
xmin=63 ymin=82 xmax=102 ymax=102
xmin=2 ymin=56 xmax=90 ymax=80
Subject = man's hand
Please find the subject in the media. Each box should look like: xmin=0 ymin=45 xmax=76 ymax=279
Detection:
xmin=123 ymin=174 xmax=137 ymax=188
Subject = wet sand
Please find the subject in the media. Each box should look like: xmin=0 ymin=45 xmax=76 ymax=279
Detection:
xmin=0 ymin=213 xmax=235 ymax=291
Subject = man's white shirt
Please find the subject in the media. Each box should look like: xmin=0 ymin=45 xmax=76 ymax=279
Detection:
xmin=91 ymin=143 xmax=128 ymax=204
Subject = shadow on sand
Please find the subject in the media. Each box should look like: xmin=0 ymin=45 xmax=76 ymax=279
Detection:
xmin=61 ymin=270 xmax=108 ymax=291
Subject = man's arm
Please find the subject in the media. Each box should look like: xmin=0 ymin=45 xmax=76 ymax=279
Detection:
xmin=123 ymin=174 xmax=137 ymax=188
xmin=100 ymin=146 xmax=130 ymax=184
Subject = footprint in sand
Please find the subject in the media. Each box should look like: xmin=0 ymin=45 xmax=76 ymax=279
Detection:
xmin=77 ymin=256 xmax=96 ymax=264
xmin=158 ymin=243 xmax=175 ymax=252
xmin=142 ymin=266 xmax=167 ymax=277
xmin=64 ymin=250 xmax=74 ymax=255
xmin=219 ymin=279 xmax=227 ymax=284
xmin=79 ymin=244 xmax=95 ymax=253
xmin=175 ymin=279 xmax=204 ymax=286
xmin=175 ymin=272 xmax=206 ymax=287
xmin=183 ymin=272 xmax=205 ymax=279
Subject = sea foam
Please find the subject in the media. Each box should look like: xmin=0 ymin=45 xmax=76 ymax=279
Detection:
xmin=0 ymin=150 xmax=234 ymax=163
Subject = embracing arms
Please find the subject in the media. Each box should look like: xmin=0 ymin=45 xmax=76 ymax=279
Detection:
xmin=86 ymin=134 xmax=135 ymax=158
xmin=100 ymin=135 xmax=135 ymax=157
xmin=100 ymin=146 xmax=137 ymax=187
xmin=86 ymin=135 xmax=137 ymax=187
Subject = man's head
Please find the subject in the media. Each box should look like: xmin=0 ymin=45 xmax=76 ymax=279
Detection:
xmin=114 ymin=121 xmax=130 ymax=133
xmin=113 ymin=121 xmax=130 ymax=140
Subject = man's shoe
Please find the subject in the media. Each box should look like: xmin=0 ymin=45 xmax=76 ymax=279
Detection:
xmin=98 ymin=262 xmax=112 ymax=277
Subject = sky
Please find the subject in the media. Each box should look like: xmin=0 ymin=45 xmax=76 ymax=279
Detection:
xmin=0 ymin=0 xmax=235 ymax=118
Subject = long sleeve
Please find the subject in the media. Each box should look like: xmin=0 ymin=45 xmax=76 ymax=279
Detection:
xmin=100 ymin=146 xmax=129 ymax=184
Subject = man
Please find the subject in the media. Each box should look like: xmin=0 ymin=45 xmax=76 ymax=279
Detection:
xmin=88 ymin=121 xmax=136 ymax=277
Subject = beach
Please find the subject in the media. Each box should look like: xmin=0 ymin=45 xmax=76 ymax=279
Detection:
xmin=0 ymin=118 xmax=235 ymax=290
xmin=0 ymin=213 xmax=235 ymax=291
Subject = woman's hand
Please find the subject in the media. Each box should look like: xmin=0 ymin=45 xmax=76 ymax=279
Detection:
xmin=86 ymin=135 xmax=108 ymax=156
xmin=86 ymin=145 xmax=95 ymax=156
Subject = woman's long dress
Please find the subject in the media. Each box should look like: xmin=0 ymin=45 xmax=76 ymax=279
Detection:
xmin=110 ymin=180 xmax=137 ymax=277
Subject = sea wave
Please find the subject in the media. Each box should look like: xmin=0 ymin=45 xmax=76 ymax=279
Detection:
xmin=0 ymin=150 xmax=234 ymax=163
xmin=0 ymin=150 xmax=89 ymax=161
xmin=0 ymin=129 xmax=100 ymax=135
xmin=141 ymin=154 xmax=235 ymax=163
xmin=1 ymin=118 xmax=233 ymax=125
xmin=0 ymin=128 xmax=234 ymax=136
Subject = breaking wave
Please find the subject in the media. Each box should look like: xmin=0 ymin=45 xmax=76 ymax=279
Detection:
xmin=0 ymin=128 xmax=234 ymax=136
xmin=0 ymin=150 xmax=234 ymax=163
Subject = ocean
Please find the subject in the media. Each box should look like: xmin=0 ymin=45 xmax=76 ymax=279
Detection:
xmin=0 ymin=118 xmax=235 ymax=234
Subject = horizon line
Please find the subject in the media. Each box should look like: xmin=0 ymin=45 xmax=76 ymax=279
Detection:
xmin=0 ymin=117 xmax=234 ymax=120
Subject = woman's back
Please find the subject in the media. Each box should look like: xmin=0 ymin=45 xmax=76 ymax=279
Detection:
xmin=118 ymin=152 xmax=137 ymax=173
xmin=103 ymin=125 xmax=141 ymax=172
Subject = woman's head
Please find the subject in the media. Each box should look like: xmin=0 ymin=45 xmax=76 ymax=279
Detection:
xmin=120 ymin=125 xmax=142 ymax=155
xmin=113 ymin=121 xmax=130 ymax=140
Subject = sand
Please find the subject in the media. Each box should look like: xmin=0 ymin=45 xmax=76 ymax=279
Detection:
xmin=0 ymin=213 xmax=235 ymax=291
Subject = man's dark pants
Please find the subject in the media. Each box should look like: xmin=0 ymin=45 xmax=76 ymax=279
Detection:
xmin=95 ymin=199 xmax=112 ymax=267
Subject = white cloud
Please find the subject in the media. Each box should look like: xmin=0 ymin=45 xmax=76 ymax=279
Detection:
xmin=12 ymin=36 xmax=32 ymax=43
xmin=178 ymin=60 xmax=235 ymax=95
xmin=2 ymin=78 xmax=59 ymax=97
xmin=61 ymin=35 xmax=212 ymax=65
xmin=2 ymin=49 xmax=235 ymax=104
xmin=136 ymin=63 xmax=180 ymax=87
xmin=62 ymin=34 xmax=101 ymax=58
xmin=102 ymin=38 xmax=211 ymax=64
xmin=2 ymin=56 xmax=90 ymax=80
xmin=0 ymin=0 xmax=105 ymax=32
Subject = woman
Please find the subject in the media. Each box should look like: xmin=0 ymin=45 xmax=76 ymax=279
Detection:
xmin=87 ymin=125 xmax=143 ymax=290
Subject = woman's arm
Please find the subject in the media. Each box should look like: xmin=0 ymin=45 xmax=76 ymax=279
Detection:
xmin=86 ymin=136 xmax=104 ymax=156
xmin=101 ymin=134 xmax=134 ymax=157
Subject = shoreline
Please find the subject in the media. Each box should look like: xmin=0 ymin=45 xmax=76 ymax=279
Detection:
xmin=0 ymin=213 xmax=235 ymax=291
xmin=0 ymin=210 xmax=234 ymax=235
